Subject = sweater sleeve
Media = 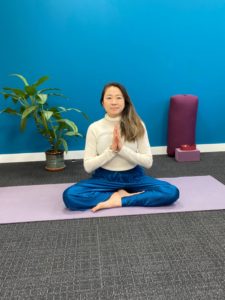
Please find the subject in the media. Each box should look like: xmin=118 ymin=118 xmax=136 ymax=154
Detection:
xmin=83 ymin=125 xmax=117 ymax=173
xmin=118 ymin=123 xmax=153 ymax=169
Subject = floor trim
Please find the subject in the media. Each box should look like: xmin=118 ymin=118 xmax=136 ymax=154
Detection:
xmin=0 ymin=144 xmax=224 ymax=163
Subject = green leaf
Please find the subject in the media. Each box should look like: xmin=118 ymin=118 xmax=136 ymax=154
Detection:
xmin=59 ymin=138 xmax=68 ymax=153
xmin=37 ymin=94 xmax=48 ymax=104
xmin=3 ymin=88 xmax=25 ymax=97
xmin=51 ymin=113 xmax=61 ymax=120
xmin=58 ymin=119 xmax=78 ymax=133
xmin=61 ymin=107 xmax=89 ymax=120
xmin=11 ymin=74 xmax=29 ymax=86
xmin=40 ymin=111 xmax=49 ymax=130
xmin=47 ymin=93 xmax=67 ymax=98
xmin=0 ymin=92 xmax=16 ymax=100
xmin=21 ymin=106 xmax=37 ymax=119
xmin=3 ymin=94 xmax=11 ymax=99
xmin=35 ymin=116 xmax=44 ymax=126
xmin=70 ymin=108 xmax=82 ymax=113
xmin=65 ymin=131 xmax=82 ymax=137
xmin=0 ymin=107 xmax=20 ymax=115
xmin=47 ymin=107 xmax=61 ymax=119
xmin=20 ymin=117 xmax=27 ymax=131
xmin=81 ymin=112 xmax=89 ymax=120
xmin=48 ymin=129 xmax=55 ymax=139
xmin=3 ymin=87 xmax=14 ymax=91
xmin=12 ymin=97 xmax=19 ymax=104
xmin=58 ymin=106 xmax=67 ymax=112
xmin=43 ymin=110 xmax=53 ymax=121
xmin=59 ymin=107 xmax=82 ymax=113
xmin=33 ymin=76 xmax=49 ymax=87
xmin=25 ymin=85 xmax=36 ymax=96
xmin=19 ymin=106 xmax=26 ymax=114
xmin=38 ymin=88 xmax=61 ymax=93
xmin=65 ymin=131 xmax=77 ymax=136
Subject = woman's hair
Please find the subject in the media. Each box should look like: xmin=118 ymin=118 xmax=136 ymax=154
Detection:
xmin=100 ymin=82 xmax=145 ymax=141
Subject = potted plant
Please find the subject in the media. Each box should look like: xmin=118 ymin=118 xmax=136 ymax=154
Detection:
xmin=0 ymin=74 xmax=87 ymax=171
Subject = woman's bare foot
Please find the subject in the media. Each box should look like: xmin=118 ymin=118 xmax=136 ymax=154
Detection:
xmin=91 ymin=192 xmax=122 ymax=212
xmin=117 ymin=189 xmax=144 ymax=197
xmin=91 ymin=189 xmax=145 ymax=212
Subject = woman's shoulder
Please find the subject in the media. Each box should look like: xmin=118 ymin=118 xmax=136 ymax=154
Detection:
xmin=87 ymin=117 xmax=105 ymax=131
xmin=140 ymin=119 xmax=147 ymax=129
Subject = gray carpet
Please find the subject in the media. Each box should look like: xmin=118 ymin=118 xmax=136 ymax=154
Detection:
xmin=1 ymin=212 xmax=225 ymax=299
xmin=1 ymin=152 xmax=225 ymax=299
xmin=0 ymin=152 xmax=225 ymax=187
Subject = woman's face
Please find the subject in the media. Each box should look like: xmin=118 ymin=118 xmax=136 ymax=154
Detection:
xmin=102 ymin=86 xmax=125 ymax=118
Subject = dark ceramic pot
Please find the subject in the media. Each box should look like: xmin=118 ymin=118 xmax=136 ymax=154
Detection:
xmin=45 ymin=150 xmax=66 ymax=171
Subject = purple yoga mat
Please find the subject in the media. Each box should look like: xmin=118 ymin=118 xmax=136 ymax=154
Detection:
xmin=0 ymin=176 xmax=225 ymax=224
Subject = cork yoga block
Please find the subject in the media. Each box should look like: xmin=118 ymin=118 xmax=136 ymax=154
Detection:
xmin=175 ymin=148 xmax=200 ymax=162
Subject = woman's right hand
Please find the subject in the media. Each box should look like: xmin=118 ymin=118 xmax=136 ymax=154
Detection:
xmin=110 ymin=125 xmax=120 ymax=152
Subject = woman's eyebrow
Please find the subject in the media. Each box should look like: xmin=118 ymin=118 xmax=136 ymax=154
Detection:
xmin=105 ymin=93 xmax=123 ymax=97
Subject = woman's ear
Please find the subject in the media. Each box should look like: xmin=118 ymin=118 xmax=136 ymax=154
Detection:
xmin=101 ymin=101 xmax=106 ymax=110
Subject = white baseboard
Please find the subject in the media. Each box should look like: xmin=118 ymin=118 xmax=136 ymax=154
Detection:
xmin=196 ymin=143 xmax=225 ymax=152
xmin=151 ymin=143 xmax=225 ymax=155
xmin=0 ymin=150 xmax=84 ymax=163
xmin=0 ymin=144 xmax=224 ymax=163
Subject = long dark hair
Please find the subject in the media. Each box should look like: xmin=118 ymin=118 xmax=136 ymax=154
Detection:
xmin=100 ymin=82 xmax=145 ymax=141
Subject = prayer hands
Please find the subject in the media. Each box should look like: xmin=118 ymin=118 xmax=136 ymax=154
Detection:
xmin=110 ymin=124 xmax=122 ymax=152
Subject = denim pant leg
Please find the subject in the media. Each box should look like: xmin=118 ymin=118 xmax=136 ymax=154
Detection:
xmin=63 ymin=166 xmax=180 ymax=210
xmin=63 ymin=180 xmax=112 ymax=210
xmin=122 ymin=176 xmax=180 ymax=207
xmin=63 ymin=175 xmax=128 ymax=211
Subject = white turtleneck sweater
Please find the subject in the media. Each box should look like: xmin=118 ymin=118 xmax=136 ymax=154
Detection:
xmin=83 ymin=114 xmax=153 ymax=173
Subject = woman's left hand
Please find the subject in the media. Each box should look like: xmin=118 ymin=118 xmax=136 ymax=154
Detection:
xmin=114 ymin=124 xmax=122 ymax=151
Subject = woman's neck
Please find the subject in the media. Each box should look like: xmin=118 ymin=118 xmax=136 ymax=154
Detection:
xmin=105 ymin=113 xmax=121 ymax=122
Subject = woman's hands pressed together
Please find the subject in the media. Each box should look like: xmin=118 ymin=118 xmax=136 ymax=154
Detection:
xmin=110 ymin=124 xmax=122 ymax=153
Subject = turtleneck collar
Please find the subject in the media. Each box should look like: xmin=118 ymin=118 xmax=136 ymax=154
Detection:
xmin=104 ymin=113 xmax=121 ymax=122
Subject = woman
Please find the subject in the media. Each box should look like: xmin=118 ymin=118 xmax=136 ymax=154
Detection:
xmin=63 ymin=82 xmax=179 ymax=212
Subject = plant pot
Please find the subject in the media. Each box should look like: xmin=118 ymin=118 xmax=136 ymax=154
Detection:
xmin=45 ymin=150 xmax=66 ymax=171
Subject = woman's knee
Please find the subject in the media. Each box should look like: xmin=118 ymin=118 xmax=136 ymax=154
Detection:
xmin=63 ymin=187 xmax=72 ymax=209
xmin=63 ymin=184 xmax=95 ymax=210
xmin=63 ymin=186 xmax=81 ymax=210
xmin=166 ymin=185 xmax=180 ymax=205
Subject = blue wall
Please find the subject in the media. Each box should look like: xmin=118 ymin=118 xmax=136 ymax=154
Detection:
xmin=1 ymin=0 xmax=225 ymax=154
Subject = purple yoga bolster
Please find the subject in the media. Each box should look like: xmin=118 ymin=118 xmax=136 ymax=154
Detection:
xmin=167 ymin=94 xmax=198 ymax=156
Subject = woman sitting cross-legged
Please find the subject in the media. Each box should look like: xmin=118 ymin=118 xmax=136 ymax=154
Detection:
xmin=63 ymin=82 xmax=179 ymax=212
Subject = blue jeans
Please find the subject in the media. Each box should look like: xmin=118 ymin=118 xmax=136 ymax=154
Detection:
xmin=63 ymin=166 xmax=179 ymax=211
